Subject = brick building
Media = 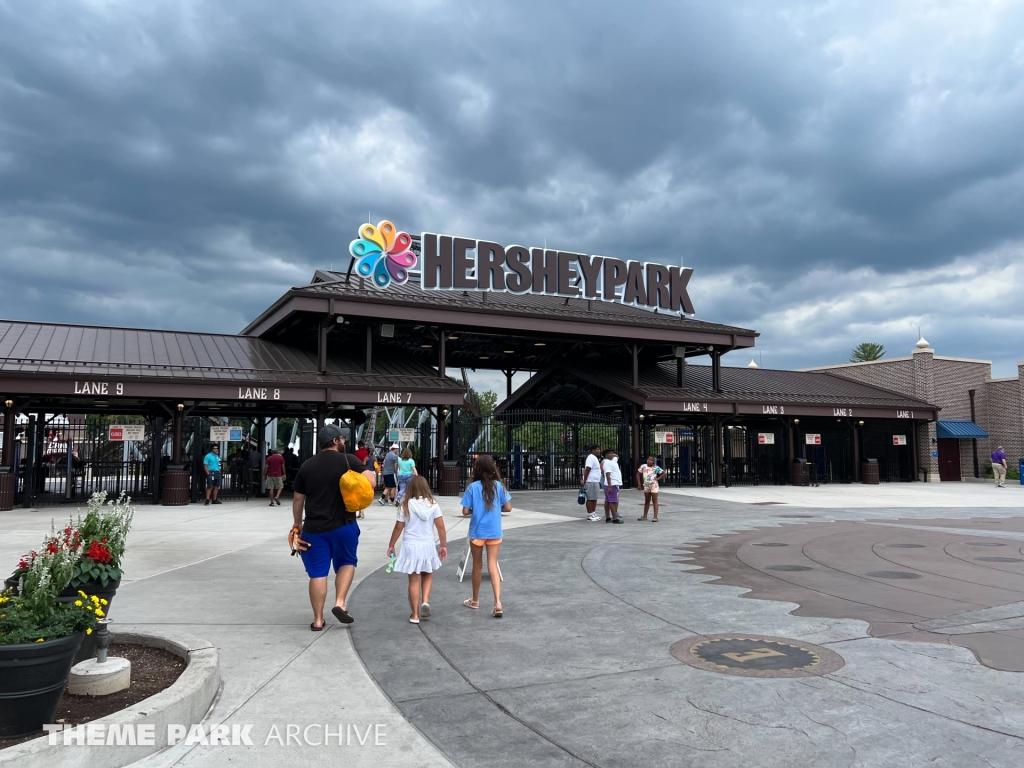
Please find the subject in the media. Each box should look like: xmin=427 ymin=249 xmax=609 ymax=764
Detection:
xmin=804 ymin=339 xmax=1023 ymax=482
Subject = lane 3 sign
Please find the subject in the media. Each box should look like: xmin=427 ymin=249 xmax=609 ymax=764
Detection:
xmin=421 ymin=234 xmax=695 ymax=315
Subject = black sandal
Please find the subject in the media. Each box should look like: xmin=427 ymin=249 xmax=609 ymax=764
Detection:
xmin=310 ymin=622 xmax=324 ymax=631
xmin=331 ymin=606 xmax=354 ymax=624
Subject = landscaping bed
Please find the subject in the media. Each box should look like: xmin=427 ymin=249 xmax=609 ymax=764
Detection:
xmin=0 ymin=643 xmax=185 ymax=749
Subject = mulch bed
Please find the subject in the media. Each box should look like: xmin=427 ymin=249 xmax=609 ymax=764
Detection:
xmin=0 ymin=643 xmax=186 ymax=750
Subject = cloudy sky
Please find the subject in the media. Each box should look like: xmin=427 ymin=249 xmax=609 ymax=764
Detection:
xmin=2 ymin=0 xmax=1023 ymax=396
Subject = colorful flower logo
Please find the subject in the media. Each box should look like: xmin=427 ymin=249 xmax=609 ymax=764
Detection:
xmin=349 ymin=220 xmax=417 ymax=288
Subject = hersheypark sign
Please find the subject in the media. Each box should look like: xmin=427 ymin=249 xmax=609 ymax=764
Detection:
xmin=349 ymin=219 xmax=695 ymax=315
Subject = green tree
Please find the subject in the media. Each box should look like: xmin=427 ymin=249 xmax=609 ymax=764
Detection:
xmin=477 ymin=390 xmax=499 ymax=417
xmin=850 ymin=342 xmax=885 ymax=362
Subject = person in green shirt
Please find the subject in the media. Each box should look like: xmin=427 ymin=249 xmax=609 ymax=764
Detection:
xmin=395 ymin=447 xmax=418 ymax=503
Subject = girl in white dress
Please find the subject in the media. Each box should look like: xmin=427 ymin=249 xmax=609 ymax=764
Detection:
xmin=386 ymin=475 xmax=448 ymax=624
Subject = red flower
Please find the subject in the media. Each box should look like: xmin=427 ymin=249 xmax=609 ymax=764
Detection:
xmin=86 ymin=540 xmax=112 ymax=565
xmin=46 ymin=542 xmax=57 ymax=554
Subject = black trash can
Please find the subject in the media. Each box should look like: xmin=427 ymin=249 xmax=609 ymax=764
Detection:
xmin=861 ymin=458 xmax=879 ymax=485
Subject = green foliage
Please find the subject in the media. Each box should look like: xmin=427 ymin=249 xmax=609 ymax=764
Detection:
xmin=850 ymin=342 xmax=885 ymax=362
xmin=0 ymin=589 xmax=101 ymax=645
xmin=69 ymin=492 xmax=133 ymax=588
xmin=477 ymin=391 xmax=499 ymax=417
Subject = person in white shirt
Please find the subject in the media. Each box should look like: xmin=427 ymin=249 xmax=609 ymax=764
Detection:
xmin=386 ymin=475 xmax=448 ymax=624
xmin=581 ymin=444 xmax=603 ymax=522
xmin=602 ymin=449 xmax=624 ymax=524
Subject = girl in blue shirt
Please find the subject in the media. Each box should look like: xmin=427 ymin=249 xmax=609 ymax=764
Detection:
xmin=461 ymin=455 xmax=511 ymax=617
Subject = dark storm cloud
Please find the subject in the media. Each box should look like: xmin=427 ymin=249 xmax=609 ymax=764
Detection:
xmin=1 ymin=1 xmax=1023 ymax=373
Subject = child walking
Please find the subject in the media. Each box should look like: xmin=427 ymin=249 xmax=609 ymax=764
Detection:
xmin=461 ymin=455 xmax=512 ymax=618
xmin=387 ymin=475 xmax=448 ymax=624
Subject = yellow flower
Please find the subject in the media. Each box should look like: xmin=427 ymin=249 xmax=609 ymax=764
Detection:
xmin=74 ymin=600 xmax=83 ymax=607
xmin=91 ymin=596 xmax=100 ymax=605
xmin=78 ymin=590 xmax=87 ymax=598
xmin=95 ymin=609 xmax=104 ymax=618
xmin=36 ymin=638 xmax=45 ymax=642
xmin=86 ymin=628 xmax=93 ymax=635
xmin=100 ymin=599 xmax=108 ymax=606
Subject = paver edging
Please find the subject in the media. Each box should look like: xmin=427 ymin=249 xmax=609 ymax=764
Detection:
xmin=0 ymin=629 xmax=220 ymax=768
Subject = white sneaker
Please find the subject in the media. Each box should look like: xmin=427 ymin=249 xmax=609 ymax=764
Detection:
xmin=587 ymin=513 xmax=600 ymax=521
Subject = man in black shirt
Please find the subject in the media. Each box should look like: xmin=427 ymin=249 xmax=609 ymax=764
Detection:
xmin=292 ymin=425 xmax=375 ymax=630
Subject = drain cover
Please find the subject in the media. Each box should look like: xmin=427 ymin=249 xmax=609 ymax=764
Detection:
xmin=671 ymin=634 xmax=844 ymax=678
xmin=976 ymin=557 xmax=1024 ymax=563
xmin=966 ymin=543 xmax=1006 ymax=547
xmin=774 ymin=515 xmax=818 ymax=518
xmin=866 ymin=571 xmax=920 ymax=579
xmin=886 ymin=544 xmax=925 ymax=548
xmin=766 ymin=565 xmax=812 ymax=572
xmin=752 ymin=543 xmax=789 ymax=547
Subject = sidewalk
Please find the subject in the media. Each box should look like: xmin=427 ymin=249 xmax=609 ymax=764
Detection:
xmin=0 ymin=494 xmax=571 ymax=767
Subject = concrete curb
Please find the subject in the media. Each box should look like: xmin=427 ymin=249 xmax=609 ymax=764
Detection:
xmin=0 ymin=629 xmax=219 ymax=768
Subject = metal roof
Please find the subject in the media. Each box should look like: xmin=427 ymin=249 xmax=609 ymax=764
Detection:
xmin=499 ymin=360 xmax=936 ymax=413
xmin=0 ymin=320 xmax=463 ymax=391
xmin=242 ymin=271 xmax=758 ymax=342
xmin=936 ymin=419 xmax=989 ymax=439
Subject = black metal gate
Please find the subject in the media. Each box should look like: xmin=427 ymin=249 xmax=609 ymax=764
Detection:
xmin=641 ymin=424 xmax=715 ymax=487
xmin=862 ymin=422 xmax=913 ymax=482
xmin=799 ymin=425 xmax=853 ymax=484
xmin=725 ymin=425 xmax=786 ymax=486
xmin=20 ymin=415 xmax=164 ymax=507
xmin=185 ymin=417 xmax=255 ymax=503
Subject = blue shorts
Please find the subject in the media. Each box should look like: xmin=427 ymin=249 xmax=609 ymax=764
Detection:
xmin=300 ymin=523 xmax=360 ymax=578
xmin=206 ymin=471 xmax=222 ymax=489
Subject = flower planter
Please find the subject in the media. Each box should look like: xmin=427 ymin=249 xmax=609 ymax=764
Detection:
xmin=4 ymin=578 xmax=119 ymax=664
xmin=0 ymin=631 xmax=84 ymax=738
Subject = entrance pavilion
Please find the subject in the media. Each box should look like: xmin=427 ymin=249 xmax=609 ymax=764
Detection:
xmin=0 ymin=269 xmax=938 ymax=508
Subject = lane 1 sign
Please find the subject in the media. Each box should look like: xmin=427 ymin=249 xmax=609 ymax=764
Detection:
xmin=893 ymin=435 xmax=907 ymax=446
xmin=805 ymin=433 xmax=822 ymax=445
xmin=757 ymin=433 xmax=775 ymax=445
xmin=210 ymin=426 xmax=244 ymax=442
xmin=654 ymin=431 xmax=675 ymax=444
xmin=108 ymin=425 xmax=145 ymax=441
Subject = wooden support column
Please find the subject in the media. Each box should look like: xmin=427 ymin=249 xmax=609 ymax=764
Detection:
xmin=785 ymin=418 xmax=795 ymax=481
xmin=172 ymin=409 xmax=184 ymax=463
xmin=317 ymin=319 xmax=329 ymax=375
xmin=677 ymin=356 xmax=685 ymax=388
xmin=851 ymin=422 xmax=861 ymax=482
xmin=365 ymin=325 xmax=373 ymax=374
xmin=1 ymin=402 xmax=14 ymax=467
xmin=911 ymin=422 xmax=920 ymax=481
xmin=632 ymin=345 xmax=639 ymax=388
xmin=712 ymin=416 xmax=722 ymax=487
xmin=631 ymin=405 xmax=641 ymax=480
xmin=712 ymin=350 xmax=722 ymax=393
xmin=439 ymin=329 xmax=446 ymax=378
xmin=505 ymin=370 xmax=514 ymax=400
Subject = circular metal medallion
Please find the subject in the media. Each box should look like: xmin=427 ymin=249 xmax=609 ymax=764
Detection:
xmin=671 ymin=634 xmax=844 ymax=678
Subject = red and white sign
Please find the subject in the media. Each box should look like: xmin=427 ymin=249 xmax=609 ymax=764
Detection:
xmin=654 ymin=431 xmax=675 ymax=444
xmin=805 ymin=433 xmax=822 ymax=445
xmin=757 ymin=433 xmax=775 ymax=445
xmin=108 ymin=425 xmax=145 ymax=442
xmin=893 ymin=435 xmax=907 ymax=446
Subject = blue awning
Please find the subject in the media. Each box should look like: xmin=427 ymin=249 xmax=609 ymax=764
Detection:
xmin=936 ymin=419 xmax=989 ymax=439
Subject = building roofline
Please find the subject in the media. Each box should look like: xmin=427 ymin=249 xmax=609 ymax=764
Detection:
xmin=798 ymin=357 xmax=912 ymax=372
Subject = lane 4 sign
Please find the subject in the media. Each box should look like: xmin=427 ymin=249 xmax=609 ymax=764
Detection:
xmin=805 ymin=433 xmax=822 ymax=445
xmin=893 ymin=435 xmax=907 ymax=446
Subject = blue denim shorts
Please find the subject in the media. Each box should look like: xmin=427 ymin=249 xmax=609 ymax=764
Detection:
xmin=300 ymin=523 xmax=360 ymax=578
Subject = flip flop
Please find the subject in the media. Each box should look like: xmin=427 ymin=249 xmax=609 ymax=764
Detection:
xmin=331 ymin=606 xmax=354 ymax=624
xmin=310 ymin=622 xmax=324 ymax=632
xmin=463 ymin=598 xmax=479 ymax=610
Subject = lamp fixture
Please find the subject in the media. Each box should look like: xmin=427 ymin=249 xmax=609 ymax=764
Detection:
xmin=420 ymin=344 xmax=433 ymax=349
xmin=177 ymin=403 xmax=184 ymax=412
xmin=4 ymin=399 xmax=12 ymax=409
xmin=638 ymin=413 xmax=645 ymax=421
xmin=442 ymin=407 xmax=449 ymax=417
xmin=479 ymin=356 xmax=489 ymax=360
xmin=448 ymin=335 xmax=459 ymax=340
xmin=793 ymin=418 xmax=800 ymax=424
xmin=334 ymin=315 xmax=345 ymax=324
xmin=858 ymin=420 xmax=864 ymax=425
xmin=504 ymin=350 xmax=514 ymax=354
xmin=534 ymin=342 xmax=546 ymax=347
